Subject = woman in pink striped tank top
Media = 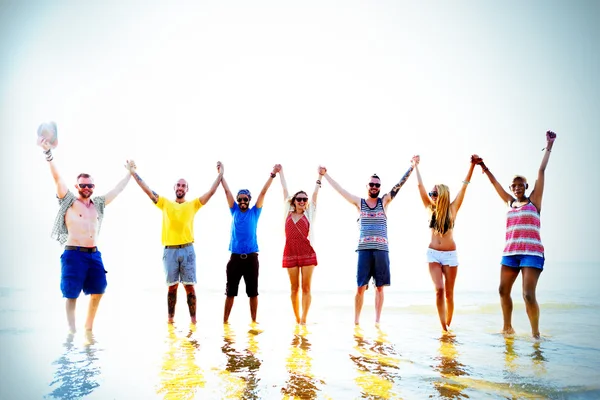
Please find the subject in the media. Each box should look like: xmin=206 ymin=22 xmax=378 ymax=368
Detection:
xmin=477 ymin=131 xmax=557 ymax=339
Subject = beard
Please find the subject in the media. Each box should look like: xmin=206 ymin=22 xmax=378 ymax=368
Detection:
xmin=176 ymin=191 xmax=186 ymax=199
xmin=368 ymin=191 xmax=379 ymax=199
xmin=78 ymin=190 xmax=92 ymax=198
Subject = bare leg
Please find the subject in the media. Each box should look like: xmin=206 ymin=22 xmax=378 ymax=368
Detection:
xmin=287 ymin=267 xmax=301 ymax=323
xmin=499 ymin=265 xmax=520 ymax=335
xmin=300 ymin=266 xmax=315 ymax=325
xmin=66 ymin=298 xmax=77 ymax=333
xmin=84 ymin=294 xmax=103 ymax=331
xmin=167 ymin=283 xmax=178 ymax=324
xmin=354 ymin=286 xmax=367 ymax=325
xmin=429 ymin=263 xmax=447 ymax=331
xmin=224 ymin=296 xmax=235 ymax=324
xmin=249 ymin=296 xmax=258 ymax=323
xmin=521 ymin=267 xmax=542 ymax=339
xmin=442 ymin=265 xmax=458 ymax=328
xmin=374 ymin=286 xmax=385 ymax=324
xmin=184 ymin=285 xmax=197 ymax=324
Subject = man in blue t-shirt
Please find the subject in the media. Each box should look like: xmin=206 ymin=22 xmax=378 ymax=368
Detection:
xmin=220 ymin=162 xmax=282 ymax=323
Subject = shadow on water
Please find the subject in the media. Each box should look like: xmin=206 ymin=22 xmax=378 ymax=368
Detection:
xmin=46 ymin=331 xmax=101 ymax=399
xmin=350 ymin=325 xmax=401 ymax=399
xmin=219 ymin=323 xmax=262 ymax=399
xmin=156 ymin=324 xmax=205 ymax=400
xmin=432 ymin=333 xmax=470 ymax=399
xmin=281 ymin=325 xmax=325 ymax=399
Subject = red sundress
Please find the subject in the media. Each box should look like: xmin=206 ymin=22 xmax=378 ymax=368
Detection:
xmin=282 ymin=213 xmax=318 ymax=268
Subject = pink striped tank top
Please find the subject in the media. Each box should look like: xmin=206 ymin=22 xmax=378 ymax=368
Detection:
xmin=503 ymin=202 xmax=544 ymax=257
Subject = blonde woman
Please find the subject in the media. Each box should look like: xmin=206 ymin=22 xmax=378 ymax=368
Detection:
xmin=413 ymin=155 xmax=479 ymax=332
xmin=277 ymin=165 xmax=325 ymax=324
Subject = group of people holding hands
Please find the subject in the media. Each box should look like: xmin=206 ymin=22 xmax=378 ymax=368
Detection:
xmin=39 ymin=130 xmax=557 ymax=339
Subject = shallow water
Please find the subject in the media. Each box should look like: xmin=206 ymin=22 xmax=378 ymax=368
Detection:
xmin=1 ymin=263 xmax=599 ymax=399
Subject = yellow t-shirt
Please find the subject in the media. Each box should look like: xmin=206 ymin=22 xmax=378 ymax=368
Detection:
xmin=155 ymin=197 xmax=203 ymax=246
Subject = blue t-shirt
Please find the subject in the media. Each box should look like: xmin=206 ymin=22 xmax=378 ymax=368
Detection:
xmin=229 ymin=203 xmax=262 ymax=254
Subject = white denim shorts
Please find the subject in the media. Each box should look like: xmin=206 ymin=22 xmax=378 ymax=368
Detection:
xmin=426 ymin=248 xmax=458 ymax=267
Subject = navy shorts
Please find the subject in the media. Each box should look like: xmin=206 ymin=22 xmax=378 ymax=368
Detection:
xmin=60 ymin=248 xmax=107 ymax=299
xmin=501 ymin=254 xmax=544 ymax=270
xmin=357 ymin=249 xmax=390 ymax=288
xmin=225 ymin=253 xmax=259 ymax=297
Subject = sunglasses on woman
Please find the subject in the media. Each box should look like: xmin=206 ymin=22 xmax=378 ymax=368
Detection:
xmin=295 ymin=197 xmax=308 ymax=202
xmin=429 ymin=191 xmax=438 ymax=197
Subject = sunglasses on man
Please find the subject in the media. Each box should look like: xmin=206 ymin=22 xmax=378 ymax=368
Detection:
xmin=368 ymin=183 xmax=381 ymax=188
xmin=79 ymin=184 xmax=95 ymax=189
xmin=237 ymin=197 xmax=249 ymax=203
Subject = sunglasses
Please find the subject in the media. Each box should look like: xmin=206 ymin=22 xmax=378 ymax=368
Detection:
xmin=237 ymin=197 xmax=249 ymax=203
xmin=429 ymin=191 xmax=438 ymax=197
xmin=295 ymin=197 xmax=309 ymax=202
xmin=368 ymin=183 xmax=381 ymax=188
xmin=79 ymin=184 xmax=95 ymax=189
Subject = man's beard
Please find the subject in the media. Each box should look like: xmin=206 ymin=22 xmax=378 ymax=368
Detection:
xmin=78 ymin=190 xmax=92 ymax=198
xmin=176 ymin=191 xmax=185 ymax=199
xmin=368 ymin=191 xmax=379 ymax=199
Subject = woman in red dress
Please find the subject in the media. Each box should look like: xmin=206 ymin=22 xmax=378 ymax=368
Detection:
xmin=278 ymin=165 xmax=326 ymax=324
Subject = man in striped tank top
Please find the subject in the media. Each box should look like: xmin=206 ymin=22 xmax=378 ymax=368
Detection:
xmin=477 ymin=131 xmax=557 ymax=339
xmin=322 ymin=156 xmax=418 ymax=325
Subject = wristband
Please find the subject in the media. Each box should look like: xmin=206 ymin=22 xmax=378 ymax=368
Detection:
xmin=270 ymin=173 xmax=276 ymax=178
xmin=43 ymin=149 xmax=53 ymax=162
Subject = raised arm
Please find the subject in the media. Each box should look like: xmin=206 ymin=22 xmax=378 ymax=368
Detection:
xmin=104 ymin=162 xmax=133 ymax=205
xmin=255 ymin=164 xmax=281 ymax=209
xmin=220 ymin=172 xmax=235 ymax=209
xmin=198 ymin=161 xmax=224 ymax=205
xmin=449 ymin=155 xmax=478 ymax=214
xmin=127 ymin=160 xmax=160 ymax=204
xmin=278 ymin=165 xmax=289 ymax=200
xmin=312 ymin=166 xmax=326 ymax=205
xmin=529 ymin=131 xmax=556 ymax=212
xmin=477 ymin=158 xmax=513 ymax=204
xmin=382 ymin=156 xmax=417 ymax=208
xmin=413 ymin=155 xmax=432 ymax=208
xmin=322 ymin=169 xmax=361 ymax=210
xmin=39 ymin=139 xmax=68 ymax=199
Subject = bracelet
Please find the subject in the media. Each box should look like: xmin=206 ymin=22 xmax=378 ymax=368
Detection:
xmin=482 ymin=167 xmax=489 ymax=172
xmin=462 ymin=180 xmax=470 ymax=184
xmin=44 ymin=149 xmax=53 ymax=162
xmin=270 ymin=173 xmax=276 ymax=178
xmin=316 ymin=180 xmax=321 ymax=185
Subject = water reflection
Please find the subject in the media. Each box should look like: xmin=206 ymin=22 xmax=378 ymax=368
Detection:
xmin=220 ymin=323 xmax=262 ymax=399
xmin=503 ymin=336 xmax=518 ymax=376
xmin=156 ymin=324 xmax=205 ymax=399
xmin=47 ymin=331 xmax=102 ymax=399
xmin=350 ymin=326 xmax=401 ymax=399
xmin=530 ymin=341 xmax=547 ymax=376
xmin=281 ymin=325 xmax=325 ymax=399
xmin=432 ymin=333 xmax=469 ymax=399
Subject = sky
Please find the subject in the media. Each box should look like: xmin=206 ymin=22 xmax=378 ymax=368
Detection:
xmin=1 ymin=0 xmax=599 ymax=295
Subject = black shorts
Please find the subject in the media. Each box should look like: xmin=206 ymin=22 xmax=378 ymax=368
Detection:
xmin=225 ymin=253 xmax=259 ymax=297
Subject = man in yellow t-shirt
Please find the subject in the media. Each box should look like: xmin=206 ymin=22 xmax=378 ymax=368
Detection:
xmin=128 ymin=160 xmax=223 ymax=324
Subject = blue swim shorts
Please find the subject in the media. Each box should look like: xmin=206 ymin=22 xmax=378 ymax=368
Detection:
xmin=357 ymin=249 xmax=390 ymax=288
xmin=163 ymin=245 xmax=197 ymax=286
xmin=60 ymin=248 xmax=107 ymax=299
xmin=501 ymin=254 xmax=544 ymax=270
